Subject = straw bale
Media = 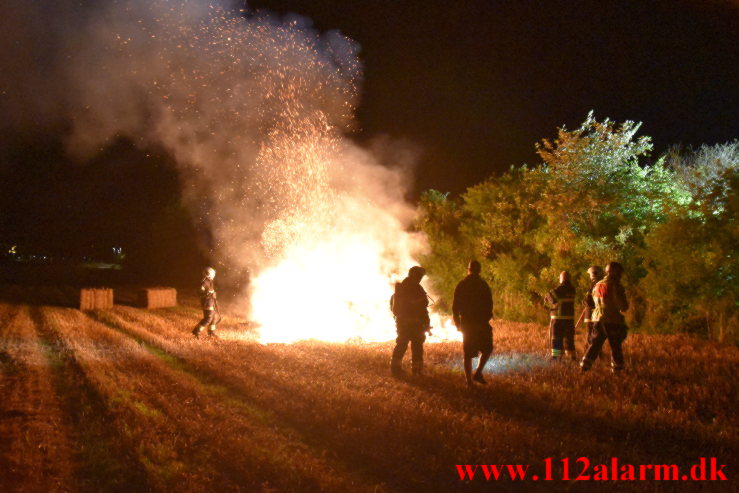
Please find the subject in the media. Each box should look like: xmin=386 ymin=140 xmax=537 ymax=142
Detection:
xmin=79 ymin=288 xmax=114 ymax=310
xmin=139 ymin=288 xmax=177 ymax=309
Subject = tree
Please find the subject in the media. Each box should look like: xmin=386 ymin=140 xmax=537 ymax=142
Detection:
xmin=416 ymin=190 xmax=474 ymax=312
xmin=461 ymin=166 xmax=549 ymax=321
xmin=532 ymin=112 xmax=672 ymax=280
xmin=420 ymin=113 xmax=675 ymax=325
xmin=642 ymin=142 xmax=738 ymax=342
xmin=526 ymin=113 xmax=683 ymax=326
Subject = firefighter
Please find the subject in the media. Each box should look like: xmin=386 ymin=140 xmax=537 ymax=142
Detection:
xmin=544 ymin=271 xmax=576 ymax=360
xmin=581 ymin=261 xmax=629 ymax=372
xmin=390 ymin=266 xmax=430 ymax=376
xmin=452 ymin=260 xmax=494 ymax=388
xmin=192 ymin=267 xmax=218 ymax=338
xmin=581 ymin=265 xmax=604 ymax=348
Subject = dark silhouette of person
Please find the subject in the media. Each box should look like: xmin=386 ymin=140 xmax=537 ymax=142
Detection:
xmin=452 ymin=260 xmax=494 ymax=387
xmin=390 ymin=266 xmax=430 ymax=376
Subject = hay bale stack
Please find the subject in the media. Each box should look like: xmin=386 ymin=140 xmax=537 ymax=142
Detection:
xmin=79 ymin=288 xmax=114 ymax=311
xmin=139 ymin=288 xmax=177 ymax=309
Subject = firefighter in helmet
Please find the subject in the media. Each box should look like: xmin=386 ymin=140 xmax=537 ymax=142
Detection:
xmin=581 ymin=261 xmax=629 ymax=372
xmin=390 ymin=266 xmax=430 ymax=376
xmin=582 ymin=265 xmax=604 ymax=348
xmin=544 ymin=271 xmax=576 ymax=360
xmin=192 ymin=267 xmax=218 ymax=338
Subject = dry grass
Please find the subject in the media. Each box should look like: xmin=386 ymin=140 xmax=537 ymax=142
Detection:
xmin=0 ymin=290 xmax=736 ymax=492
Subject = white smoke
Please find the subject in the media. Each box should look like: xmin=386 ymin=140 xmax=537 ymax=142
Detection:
xmin=22 ymin=0 xmax=430 ymax=340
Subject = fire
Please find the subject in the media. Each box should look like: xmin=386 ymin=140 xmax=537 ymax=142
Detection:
xmin=250 ymin=235 xmax=397 ymax=343
xmin=249 ymin=235 xmax=460 ymax=344
xmin=246 ymin=110 xmax=460 ymax=345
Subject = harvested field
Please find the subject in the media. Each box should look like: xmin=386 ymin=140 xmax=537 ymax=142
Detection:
xmin=0 ymin=292 xmax=736 ymax=492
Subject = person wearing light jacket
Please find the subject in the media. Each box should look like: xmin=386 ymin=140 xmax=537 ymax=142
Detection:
xmin=580 ymin=262 xmax=629 ymax=372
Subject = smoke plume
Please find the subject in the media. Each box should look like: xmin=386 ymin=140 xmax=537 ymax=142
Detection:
xmin=2 ymin=0 xmax=431 ymax=341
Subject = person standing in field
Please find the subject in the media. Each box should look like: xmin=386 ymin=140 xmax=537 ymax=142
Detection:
xmin=192 ymin=267 xmax=218 ymax=338
xmin=390 ymin=266 xmax=431 ymax=376
xmin=452 ymin=260 xmax=494 ymax=388
xmin=581 ymin=265 xmax=604 ymax=349
xmin=580 ymin=261 xmax=629 ymax=372
xmin=544 ymin=271 xmax=577 ymax=360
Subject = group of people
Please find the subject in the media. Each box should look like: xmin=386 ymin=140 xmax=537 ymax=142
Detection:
xmin=192 ymin=259 xmax=629 ymax=384
xmin=390 ymin=260 xmax=494 ymax=387
xmin=389 ymin=260 xmax=630 ymax=386
xmin=545 ymin=261 xmax=630 ymax=372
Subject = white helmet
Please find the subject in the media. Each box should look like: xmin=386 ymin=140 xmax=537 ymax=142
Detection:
xmin=203 ymin=267 xmax=216 ymax=279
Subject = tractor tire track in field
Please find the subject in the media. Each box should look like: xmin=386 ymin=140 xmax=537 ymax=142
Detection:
xmin=29 ymin=306 xmax=153 ymax=493
xmin=39 ymin=306 xmax=267 ymax=492
xmin=0 ymin=305 xmax=77 ymax=492
xmin=87 ymin=308 xmax=394 ymax=493
xmin=39 ymin=306 xmax=270 ymax=492
xmin=0 ymin=303 xmax=20 ymax=370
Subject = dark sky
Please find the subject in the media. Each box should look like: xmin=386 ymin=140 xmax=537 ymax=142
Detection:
xmin=254 ymin=0 xmax=738 ymax=194
xmin=1 ymin=0 xmax=737 ymax=262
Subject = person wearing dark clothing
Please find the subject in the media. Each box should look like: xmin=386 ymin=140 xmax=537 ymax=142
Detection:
xmin=390 ymin=266 xmax=430 ymax=376
xmin=581 ymin=262 xmax=629 ymax=372
xmin=192 ymin=267 xmax=218 ymax=338
xmin=582 ymin=265 xmax=604 ymax=348
xmin=452 ymin=260 xmax=494 ymax=387
xmin=544 ymin=271 xmax=576 ymax=360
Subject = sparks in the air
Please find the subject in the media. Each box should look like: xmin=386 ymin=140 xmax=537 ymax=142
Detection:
xmin=63 ymin=0 xmax=459 ymax=343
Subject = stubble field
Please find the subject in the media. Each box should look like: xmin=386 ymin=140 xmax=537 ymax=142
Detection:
xmin=0 ymin=287 xmax=736 ymax=492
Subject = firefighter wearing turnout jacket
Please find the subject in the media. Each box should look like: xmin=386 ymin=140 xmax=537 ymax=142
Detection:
xmin=390 ymin=266 xmax=430 ymax=376
xmin=192 ymin=267 xmax=218 ymax=338
xmin=581 ymin=261 xmax=629 ymax=372
xmin=544 ymin=271 xmax=576 ymax=360
xmin=582 ymin=265 xmax=604 ymax=347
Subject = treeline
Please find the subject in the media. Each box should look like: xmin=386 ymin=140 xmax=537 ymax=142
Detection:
xmin=418 ymin=113 xmax=737 ymax=343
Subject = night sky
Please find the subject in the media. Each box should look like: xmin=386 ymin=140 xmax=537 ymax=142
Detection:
xmin=0 ymin=0 xmax=737 ymax=268
xmin=252 ymin=0 xmax=738 ymax=194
